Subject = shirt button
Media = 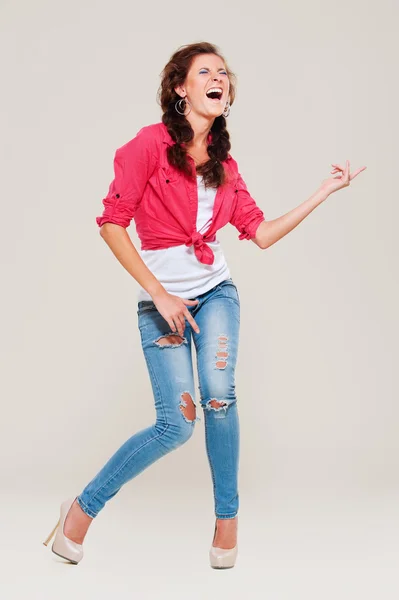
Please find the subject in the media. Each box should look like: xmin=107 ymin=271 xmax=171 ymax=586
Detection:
xmin=166 ymin=179 xmax=170 ymax=183
xmin=115 ymin=193 xmax=120 ymax=198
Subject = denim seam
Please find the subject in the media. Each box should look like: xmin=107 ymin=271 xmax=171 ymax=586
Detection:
xmin=143 ymin=347 xmax=167 ymax=425
xmin=203 ymin=411 xmax=217 ymax=515
xmin=138 ymin=323 xmax=167 ymax=425
xmin=204 ymin=407 xmax=238 ymax=519
xmin=76 ymin=496 xmax=98 ymax=519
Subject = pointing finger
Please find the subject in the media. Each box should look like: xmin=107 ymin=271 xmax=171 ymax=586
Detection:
xmin=350 ymin=166 xmax=367 ymax=180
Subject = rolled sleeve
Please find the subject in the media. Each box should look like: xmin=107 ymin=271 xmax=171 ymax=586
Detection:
xmin=229 ymin=171 xmax=265 ymax=240
xmin=96 ymin=126 xmax=158 ymax=229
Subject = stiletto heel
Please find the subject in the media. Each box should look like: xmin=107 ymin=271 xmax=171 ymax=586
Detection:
xmin=209 ymin=518 xmax=238 ymax=569
xmin=43 ymin=518 xmax=60 ymax=546
xmin=43 ymin=497 xmax=84 ymax=564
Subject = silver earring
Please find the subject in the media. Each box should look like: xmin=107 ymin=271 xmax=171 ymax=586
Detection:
xmin=175 ymin=96 xmax=191 ymax=116
xmin=222 ymin=100 xmax=231 ymax=118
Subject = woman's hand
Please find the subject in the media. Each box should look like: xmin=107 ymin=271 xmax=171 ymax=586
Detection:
xmin=319 ymin=160 xmax=367 ymax=196
xmin=151 ymin=290 xmax=200 ymax=337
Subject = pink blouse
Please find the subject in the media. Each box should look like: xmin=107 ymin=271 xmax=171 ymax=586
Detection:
xmin=96 ymin=121 xmax=265 ymax=265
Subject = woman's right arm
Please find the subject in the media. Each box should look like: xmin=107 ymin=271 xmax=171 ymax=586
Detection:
xmin=96 ymin=127 xmax=200 ymax=335
xmin=99 ymin=224 xmax=200 ymax=336
xmin=99 ymin=222 xmax=166 ymax=299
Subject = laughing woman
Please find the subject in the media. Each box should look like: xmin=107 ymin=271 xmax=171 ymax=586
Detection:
xmin=43 ymin=42 xmax=366 ymax=568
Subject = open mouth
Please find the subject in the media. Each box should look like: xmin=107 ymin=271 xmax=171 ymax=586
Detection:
xmin=206 ymin=87 xmax=223 ymax=102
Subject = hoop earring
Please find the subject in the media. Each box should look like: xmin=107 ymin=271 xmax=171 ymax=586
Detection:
xmin=222 ymin=100 xmax=231 ymax=118
xmin=175 ymin=97 xmax=192 ymax=116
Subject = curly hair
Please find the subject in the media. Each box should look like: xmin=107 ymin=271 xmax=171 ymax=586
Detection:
xmin=157 ymin=42 xmax=237 ymax=188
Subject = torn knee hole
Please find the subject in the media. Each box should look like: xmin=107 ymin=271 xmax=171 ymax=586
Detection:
xmin=209 ymin=399 xmax=227 ymax=409
xmin=179 ymin=392 xmax=196 ymax=422
xmin=155 ymin=333 xmax=186 ymax=347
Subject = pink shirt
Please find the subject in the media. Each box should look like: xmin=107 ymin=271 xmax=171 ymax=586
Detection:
xmin=96 ymin=122 xmax=265 ymax=265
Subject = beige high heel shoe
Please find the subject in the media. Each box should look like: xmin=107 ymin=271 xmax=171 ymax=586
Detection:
xmin=209 ymin=518 xmax=238 ymax=569
xmin=43 ymin=497 xmax=84 ymax=564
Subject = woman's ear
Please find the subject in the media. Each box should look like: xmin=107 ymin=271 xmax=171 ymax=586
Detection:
xmin=174 ymin=85 xmax=185 ymax=98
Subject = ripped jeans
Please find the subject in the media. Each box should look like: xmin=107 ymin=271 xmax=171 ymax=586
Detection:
xmin=76 ymin=277 xmax=240 ymax=520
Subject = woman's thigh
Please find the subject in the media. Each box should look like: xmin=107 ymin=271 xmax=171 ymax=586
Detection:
xmin=192 ymin=279 xmax=241 ymax=412
xmin=137 ymin=301 xmax=200 ymax=427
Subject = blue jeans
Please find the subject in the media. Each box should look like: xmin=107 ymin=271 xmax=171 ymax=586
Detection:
xmin=77 ymin=277 xmax=240 ymax=520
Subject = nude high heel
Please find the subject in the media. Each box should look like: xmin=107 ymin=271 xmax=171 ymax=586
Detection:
xmin=43 ymin=497 xmax=84 ymax=564
xmin=209 ymin=518 xmax=238 ymax=569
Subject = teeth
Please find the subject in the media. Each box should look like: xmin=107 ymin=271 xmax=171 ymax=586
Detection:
xmin=206 ymin=87 xmax=223 ymax=96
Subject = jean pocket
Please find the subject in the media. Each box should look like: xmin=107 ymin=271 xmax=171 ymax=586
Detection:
xmin=218 ymin=277 xmax=237 ymax=290
xmin=137 ymin=301 xmax=156 ymax=315
xmin=216 ymin=279 xmax=240 ymax=305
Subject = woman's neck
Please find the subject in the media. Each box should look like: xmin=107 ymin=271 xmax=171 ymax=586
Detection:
xmin=185 ymin=113 xmax=214 ymax=149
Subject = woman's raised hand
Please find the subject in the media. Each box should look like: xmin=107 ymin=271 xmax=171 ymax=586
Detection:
xmin=152 ymin=291 xmax=200 ymax=337
xmin=319 ymin=160 xmax=367 ymax=196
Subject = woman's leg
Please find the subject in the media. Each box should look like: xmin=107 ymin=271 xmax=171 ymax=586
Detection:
xmin=192 ymin=279 xmax=241 ymax=523
xmin=74 ymin=302 xmax=198 ymax=523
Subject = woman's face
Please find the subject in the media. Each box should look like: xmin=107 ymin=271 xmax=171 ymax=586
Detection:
xmin=175 ymin=53 xmax=230 ymax=119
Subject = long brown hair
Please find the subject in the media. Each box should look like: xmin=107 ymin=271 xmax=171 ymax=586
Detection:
xmin=157 ymin=42 xmax=237 ymax=188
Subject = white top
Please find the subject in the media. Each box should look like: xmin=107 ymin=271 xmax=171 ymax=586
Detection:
xmin=137 ymin=175 xmax=230 ymax=301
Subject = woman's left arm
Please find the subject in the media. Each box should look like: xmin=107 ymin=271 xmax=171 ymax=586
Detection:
xmin=252 ymin=160 xmax=367 ymax=250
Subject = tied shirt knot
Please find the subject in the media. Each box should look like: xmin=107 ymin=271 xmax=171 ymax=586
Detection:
xmin=185 ymin=230 xmax=215 ymax=265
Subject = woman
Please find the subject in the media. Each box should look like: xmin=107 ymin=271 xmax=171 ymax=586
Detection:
xmin=43 ymin=42 xmax=366 ymax=569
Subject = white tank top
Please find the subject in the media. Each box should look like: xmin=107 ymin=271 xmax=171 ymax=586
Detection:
xmin=137 ymin=175 xmax=230 ymax=301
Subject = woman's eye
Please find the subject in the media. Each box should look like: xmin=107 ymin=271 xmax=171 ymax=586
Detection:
xmin=199 ymin=69 xmax=227 ymax=75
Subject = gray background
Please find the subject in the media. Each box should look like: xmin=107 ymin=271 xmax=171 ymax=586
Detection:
xmin=1 ymin=0 xmax=397 ymax=598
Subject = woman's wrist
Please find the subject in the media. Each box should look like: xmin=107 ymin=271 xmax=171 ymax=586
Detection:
xmin=315 ymin=186 xmax=331 ymax=203
xmin=147 ymin=281 xmax=167 ymax=301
